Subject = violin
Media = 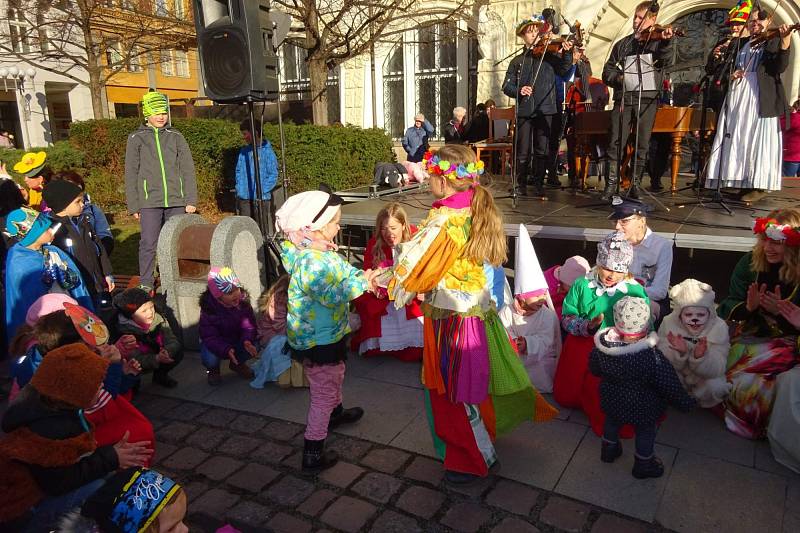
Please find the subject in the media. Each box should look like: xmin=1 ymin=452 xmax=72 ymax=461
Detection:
xmin=532 ymin=22 xmax=585 ymax=56
xmin=636 ymin=24 xmax=685 ymax=41
xmin=750 ymin=22 xmax=800 ymax=46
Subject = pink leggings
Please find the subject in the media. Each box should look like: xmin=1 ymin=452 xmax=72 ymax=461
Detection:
xmin=304 ymin=361 xmax=346 ymax=440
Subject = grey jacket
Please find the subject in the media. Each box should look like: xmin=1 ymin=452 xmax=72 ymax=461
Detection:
xmin=124 ymin=124 xmax=198 ymax=213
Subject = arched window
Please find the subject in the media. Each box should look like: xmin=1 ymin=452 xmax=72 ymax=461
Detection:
xmin=383 ymin=42 xmax=404 ymax=139
xmin=415 ymin=23 xmax=457 ymax=140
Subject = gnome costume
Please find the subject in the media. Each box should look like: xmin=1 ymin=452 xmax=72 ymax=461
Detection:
xmin=657 ymin=279 xmax=731 ymax=408
xmin=499 ymin=225 xmax=562 ymax=392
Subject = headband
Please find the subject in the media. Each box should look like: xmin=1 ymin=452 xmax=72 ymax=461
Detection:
xmin=753 ymin=217 xmax=800 ymax=246
xmin=110 ymin=469 xmax=181 ymax=533
xmin=423 ymin=151 xmax=485 ymax=184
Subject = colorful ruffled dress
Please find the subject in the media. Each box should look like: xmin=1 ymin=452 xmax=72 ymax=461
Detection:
xmin=553 ymin=270 xmax=649 ymax=437
xmin=718 ymin=252 xmax=800 ymax=439
xmin=389 ymin=189 xmax=557 ymax=477
xmin=351 ymin=232 xmax=424 ymax=361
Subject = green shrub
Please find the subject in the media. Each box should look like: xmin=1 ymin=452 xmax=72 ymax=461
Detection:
xmin=0 ymin=142 xmax=86 ymax=183
xmin=64 ymin=118 xmax=393 ymax=212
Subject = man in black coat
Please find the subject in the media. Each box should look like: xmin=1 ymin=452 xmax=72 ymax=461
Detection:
xmin=503 ymin=15 xmax=573 ymax=199
xmin=601 ymin=1 xmax=674 ymax=201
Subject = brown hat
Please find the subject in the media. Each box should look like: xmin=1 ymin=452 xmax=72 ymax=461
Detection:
xmin=30 ymin=343 xmax=109 ymax=409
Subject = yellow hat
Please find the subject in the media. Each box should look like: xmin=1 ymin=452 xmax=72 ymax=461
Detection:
xmin=13 ymin=151 xmax=47 ymax=178
xmin=728 ymin=0 xmax=752 ymax=24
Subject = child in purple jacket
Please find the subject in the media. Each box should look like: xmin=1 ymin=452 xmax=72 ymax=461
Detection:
xmin=199 ymin=266 xmax=258 ymax=385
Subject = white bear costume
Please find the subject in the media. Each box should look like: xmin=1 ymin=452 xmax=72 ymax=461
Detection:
xmin=657 ymin=279 xmax=731 ymax=408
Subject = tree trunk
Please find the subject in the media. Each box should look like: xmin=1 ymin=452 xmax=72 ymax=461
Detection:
xmin=308 ymin=56 xmax=329 ymax=126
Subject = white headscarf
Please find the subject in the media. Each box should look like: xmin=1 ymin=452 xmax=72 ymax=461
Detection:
xmin=275 ymin=190 xmax=342 ymax=248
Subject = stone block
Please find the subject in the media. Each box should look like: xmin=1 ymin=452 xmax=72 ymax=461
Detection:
xmin=351 ymin=472 xmax=403 ymax=503
xmin=230 ymin=413 xmax=267 ymax=434
xmin=161 ymin=447 xmax=209 ymax=471
xmin=446 ymin=475 xmax=494 ymax=499
xmin=327 ymin=436 xmax=372 ymax=461
xmin=192 ymin=488 xmax=240 ymax=516
xmin=263 ymin=420 xmax=302 ymax=441
xmin=264 ymin=475 xmax=315 ymax=506
xmin=486 ymin=479 xmax=540 ymax=516
xmin=164 ymin=402 xmax=208 ymax=421
xmin=440 ymin=502 xmax=492 ymax=533
xmin=203 ymin=407 xmax=238 ymax=428
xmin=491 ymin=517 xmax=541 ymax=533
xmin=226 ymin=501 xmax=271 ymax=528
xmin=281 ymin=450 xmax=304 ymax=470
xmin=185 ymin=427 xmax=228 ymax=452
xmin=152 ymin=442 xmax=178 ymax=466
xmin=197 ymin=456 xmax=244 ymax=481
xmin=403 ymin=456 xmax=444 ymax=487
xmin=298 ymin=489 xmax=338 ymax=517
xmin=137 ymin=396 xmax=182 ymax=419
xmin=221 ymin=435 xmax=262 ymax=456
xmin=361 ymin=448 xmax=411 ymax=474
xmin=369 ymin=510 xmax=422 ymax=533
xmin=320 ymin=496 xmax=377 ymax=533
xmin=227 ymin=463 xmax=279 ymax=493
xmin=266 ymin=512 xmax=312 ymax=533
xmin=395 ymin=485 xmax=445 ymax=519
xmin=539 ymin=496 xmax=590 ymax=533
xmin=252 ymin=441 xmax=294 ymax=464
xmin=319 ymin=461 xmax=365 ymax=488
xmin=157 ymin=421 xmax=196 ymax=443
xmin=591 ymin=514 xmax=650 ymax=533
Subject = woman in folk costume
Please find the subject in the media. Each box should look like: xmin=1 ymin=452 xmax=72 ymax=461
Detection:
xmin=553 ymin=231 xmax=650 ymax=437
xmin=705 ymin=2 xmax=793 ymax=203
xmin=718 ymin=209 xmax=800 ymax=438
xmin=389 ymin=145 xmax=557 ymax=484
xmin=499 ymin=225 xmax=562 ymax=393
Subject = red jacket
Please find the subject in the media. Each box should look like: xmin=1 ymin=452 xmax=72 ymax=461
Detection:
xmin=781 ymin=111 xmax=800 ymax=162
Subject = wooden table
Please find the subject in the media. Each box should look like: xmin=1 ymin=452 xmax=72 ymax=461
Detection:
xmin=574 ymin=106 xmax=716 ymax=193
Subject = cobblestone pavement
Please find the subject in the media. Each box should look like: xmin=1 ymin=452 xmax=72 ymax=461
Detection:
xmin=138 ymin=393 xmax=673 ymax=533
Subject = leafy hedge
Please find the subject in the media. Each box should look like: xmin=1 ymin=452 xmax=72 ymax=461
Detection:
xmin=1 ymin=118 xmax=394 ymax=212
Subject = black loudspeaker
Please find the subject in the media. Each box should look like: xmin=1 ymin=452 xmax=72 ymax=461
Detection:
xmin=193 ymin=0 xmax=279 ymax=102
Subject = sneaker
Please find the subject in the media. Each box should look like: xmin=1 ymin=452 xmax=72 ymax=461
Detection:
xmin=600 ymin=440 xmax=623 ymax=463
xmin=207 ymin=368 xmax=222 ymax=386
xmin=632 ymin=455 xmax=664 ymax=479
xmin=229 ymin=360 xmax=254 ymax=380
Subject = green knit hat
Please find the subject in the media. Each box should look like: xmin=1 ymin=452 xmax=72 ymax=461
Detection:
xmin=141 ymin=90 xmax=169 ymax=118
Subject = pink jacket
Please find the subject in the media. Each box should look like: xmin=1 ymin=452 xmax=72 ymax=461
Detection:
xmin=781 ymin=111 xmax=800 ymax=162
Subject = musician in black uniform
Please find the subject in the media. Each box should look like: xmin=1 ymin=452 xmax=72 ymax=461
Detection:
xmin=503 ymin=14 xmax=573 ymax=199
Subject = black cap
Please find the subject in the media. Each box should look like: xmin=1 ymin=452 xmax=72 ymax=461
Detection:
xmin=42 ymin=179 xmax=83 ymax=214
xmin=607 ymin=197 xmax=652 ymax=220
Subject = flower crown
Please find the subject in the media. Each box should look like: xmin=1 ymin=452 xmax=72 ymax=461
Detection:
xmin=753 ymin=217 xmax=800 ymax=246
xmin=423 ymin=151 xmax=485 ymax=183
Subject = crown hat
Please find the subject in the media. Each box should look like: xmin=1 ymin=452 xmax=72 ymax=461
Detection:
xmin=728 ymin=0 xmax=753 ymax=24
xmin=4 ymin=206 xmax=53 ymax=247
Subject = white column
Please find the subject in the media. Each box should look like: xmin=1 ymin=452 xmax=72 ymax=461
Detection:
xmin=68 ymin=84 xmax=95 ymax=121
xmin=403 ymin=29 xmax=417 ymax=129
xmin=338 ymin=66 xmax=346 ymax=124
xmin=362 ymin=60 xmax=373 ymax=128
xmin=456 ymin=19 xmax=468 ymax=107
xmin=374 ymin=50 xmax=385 ymax=129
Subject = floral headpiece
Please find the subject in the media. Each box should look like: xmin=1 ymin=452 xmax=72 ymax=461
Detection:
xmin=753 ymin=217 xmax=800 ymax=246
xmin=516 ymin=14 xmax=549 ymax=36
xmin=423 ymin=151 xmax=485 ymax=184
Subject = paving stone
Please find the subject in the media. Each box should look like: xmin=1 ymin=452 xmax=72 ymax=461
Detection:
xmin=152 ymin=441 xmax=178 ymax=466
xmin=539 ymin=496 xmax=590 ymax=533
xmin=137 ymin=396 xmax=182 ymax=418
xmin=361 ymin=448 xmax=411 ymax=474
xmin=183 ymin=481 xmax=210 ymax=501
xmin=319 ymin=461 xmax=365 ymax=488
xmin=164 ymin=402 xmax=208 ymax=421
xmin=185 ymin=426 xmax=228 ymax=452
xmin=221 ymin=435 xmax=261 ymax=456
xmin=157 ymin=421 xmax=196 ymax=443
xmin=197 ymin=456 xmax=244 ymax=481
xmin=369 ymin=510 xmax=422 ymax=533
xmin=403 ymin=456 xmax=444 ymax=487
xmin=591 ymin=514 xmax=650 ymax=533
xmin=231 ymin=413 xmax=268 ymax=434
xmin=264 ymin=475 xmax=315 ymax=506
xmin=227 ymin=463 xmax=279 ymax=493
xmin=486 ymin=479 xmax=540 ymax=516
xmin=161 ymin=447 xmax=209 ymax=471
xmin=282 ymin=450 xmax=304 ymax=470
xmin=193 ymin=488 xmax=240 ymax=516
xmin=446 ymin=475 xmax=494 ymax=499
xmin=440 ymin=502 xmax=492 ymax=533
xmin=226 ymin=500 xmax=271 ymax=528
xmin=203 ymin=407 xmax=238 ymax=428
xmin=263 ymin=420 xmax=303 ymax=441
xmin=251 ymin=440 xmax=294 ymax=464
xmin=352 ymin=472 xmax=403 ymax=503
xmin=267 ymin=512 xmax=312 ymax=533
xmin=320 ymin=496 xmax=377 ymax=533
xmin=492 ymin=517 xmax=541 ymax=533
xmin=298 ymin=489 xmax=338 ymax=517
xmin=395 ymin=485 xmax=445 ymax=519
xmin=327 ymin=436 xmax=372 ymax=460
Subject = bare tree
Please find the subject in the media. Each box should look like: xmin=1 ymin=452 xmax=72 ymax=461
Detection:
xmin=275 ymin=0 xmax=473 ymax=125
xmin=0 ymin=0 xmax=195 ymax=119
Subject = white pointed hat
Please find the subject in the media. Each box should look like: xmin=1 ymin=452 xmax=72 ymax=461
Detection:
xmin=514 ymin=224 xmax=548 ymax=299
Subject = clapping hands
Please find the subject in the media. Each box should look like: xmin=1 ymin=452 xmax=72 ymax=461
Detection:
xmin=747 ymin=283 xmax=784 ymax=314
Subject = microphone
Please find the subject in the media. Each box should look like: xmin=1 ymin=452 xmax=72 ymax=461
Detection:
xmin=649 ymin=0 xmax=660 ymax=13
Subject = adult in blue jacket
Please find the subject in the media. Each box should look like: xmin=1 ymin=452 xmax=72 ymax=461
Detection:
xmin=401 ymin=114 xmax=434 ymax=162
xmin=236 ymin=119 xmax=279 ymax=223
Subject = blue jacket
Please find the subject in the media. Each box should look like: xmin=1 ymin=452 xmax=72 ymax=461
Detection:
xmin=82 ymin=198 xmax=112 ymax=241
xmin=401 ymin=120 xmax=434 ymax=162
xmin=235 ymin=141 xmax=279 ymax=200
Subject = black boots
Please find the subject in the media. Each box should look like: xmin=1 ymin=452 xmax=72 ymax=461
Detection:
xmin=302 ymin=438 xmax=338 ymax=473
xmin=600 ymin=168 xmax=619 ymax=201
xmin=328 ymin=404 xmax=364 ymax=430
xmin=601 ymin=440 xmax=623 ymax=463
xmin=632 ymin=455 xmax=664 ymax=479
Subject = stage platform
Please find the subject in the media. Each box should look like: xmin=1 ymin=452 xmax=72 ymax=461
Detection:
xmin=340 ymin=176 xmax=800 ymax=252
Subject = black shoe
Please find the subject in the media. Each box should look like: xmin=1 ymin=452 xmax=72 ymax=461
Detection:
xmin=513 ymin=184 xmax=528 ymax=196
xmin=328 ymin=405 xmax=364 ymax=430
xmin=546 ymin=178 xmax=561 ymax=188
xmin=632 ymin=455 xmax=664 ymax=479
xmin=648 ymin=180 xmax=664 ymax=192
xmin=302 ymin=438 xmax=338 ymax=473
xmin=601 ymin=440 xmax=623 ymax=463
xmin=152 ymin=372 xmax=178 ymax=388
xmin=531 ymin=180 xmax=547 ymax=200
xmin=626 ymin=184 xmax=641 ymax=200
xmin=444 ymin=470 xmax=481 ymax=485
xmin=600 ymin=179 xmax=618 ymax=201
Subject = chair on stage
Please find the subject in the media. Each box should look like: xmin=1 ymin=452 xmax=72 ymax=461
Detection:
xmin=472 ymin=106 xmax=515 ymax=178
